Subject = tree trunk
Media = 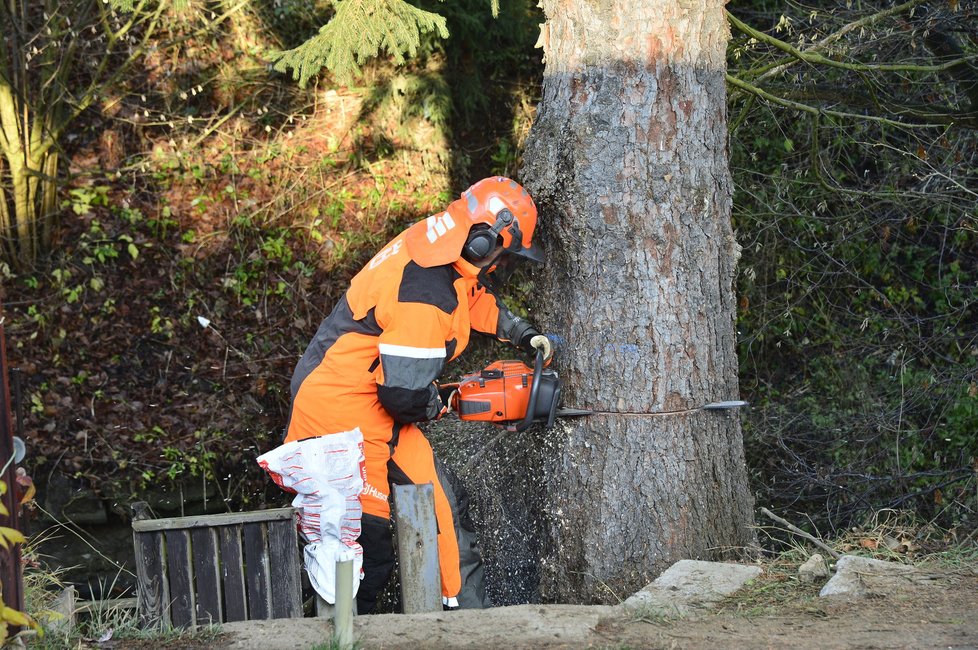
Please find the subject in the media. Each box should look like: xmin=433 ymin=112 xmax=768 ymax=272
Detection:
xmin=0 ymin=58 xmax=62 ymax=269
xmin=0 ymin=146 xmax=58 ymax=269
xmin=521 ymin=0 xmax=756 ymax=603
xmin=0 ymin=78 xmax=34 ymax=266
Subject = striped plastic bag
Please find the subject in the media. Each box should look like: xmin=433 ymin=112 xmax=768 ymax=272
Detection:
xmin=257 ymin=428 xmax=365 ymax=604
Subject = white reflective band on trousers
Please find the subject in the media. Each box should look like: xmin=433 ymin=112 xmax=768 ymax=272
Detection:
xmin=257 ymin=429 xmax=365 ymax=604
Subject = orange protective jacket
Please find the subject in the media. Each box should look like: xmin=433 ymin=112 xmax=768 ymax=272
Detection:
xmin=284 ymin=233 xmax=505 ymax=446
xmin=284 ymin=223 xmax=531 ymax=603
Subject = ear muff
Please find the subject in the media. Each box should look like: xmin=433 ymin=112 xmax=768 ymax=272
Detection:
xmin=463 ymin=209 xmax=514 ymax=262
xmin=463 ymin=227 xmax=496 ymax=261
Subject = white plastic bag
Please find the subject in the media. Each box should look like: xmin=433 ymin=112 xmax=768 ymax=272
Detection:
xmin=257 ymin=429 xmax=365 ymax=604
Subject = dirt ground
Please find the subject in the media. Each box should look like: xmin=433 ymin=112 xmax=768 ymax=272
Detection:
xmin=211 ymin=567 xmax=978 ymax=650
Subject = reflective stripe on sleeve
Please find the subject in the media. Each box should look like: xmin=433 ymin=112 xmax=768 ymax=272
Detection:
xmin=378 ymin=343 xmax=446 ymax=359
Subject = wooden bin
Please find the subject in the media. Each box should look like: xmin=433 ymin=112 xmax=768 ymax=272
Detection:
xmin=131 ymin=504 xmax=302 ymax=628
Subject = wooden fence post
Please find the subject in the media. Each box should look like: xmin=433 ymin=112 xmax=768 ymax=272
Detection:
xmin=392 ymin=483 xmax=441 ymax=614
xmin=131 ymin=501 xmax=169 ymax=629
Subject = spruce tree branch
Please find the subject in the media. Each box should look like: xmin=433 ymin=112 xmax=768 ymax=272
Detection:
xmin=270 ymin=0 xmax=449 ymax=86
xmin=727 ymin=10 xmax=977 ymax=75
xmin=761 ymin=82 xmax=978 ymax=129
xmin=725 ymin=74 xmax=949 ymax=129
xmin=732 ymin=0 xmax=928 ymax=85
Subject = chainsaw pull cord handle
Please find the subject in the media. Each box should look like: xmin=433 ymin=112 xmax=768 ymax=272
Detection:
xmin=515 ymin=348 xmax=544 ymax=432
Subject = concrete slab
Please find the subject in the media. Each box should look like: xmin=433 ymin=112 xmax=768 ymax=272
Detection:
xmin=219 ymin=604 xmax=617 ymax=650
xmin=819 ymin=554 xmax=941 ymax=598
xmin=622 ymin=559 xmax=762 ymax=616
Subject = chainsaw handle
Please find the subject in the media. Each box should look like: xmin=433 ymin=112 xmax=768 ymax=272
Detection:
xmin=514 ymin=349 xmax=544 ymax=432
xmin=437 ymin=382 xmax=460 ymax=412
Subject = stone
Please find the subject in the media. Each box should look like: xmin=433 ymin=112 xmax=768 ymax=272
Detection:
xmin=622 ymin=559 xmax=762 ymax=616
xmin=37 ymin=586 xmax=76 ymax=635
xmin=819 ymin=554 xmax=940 ymax=598
xmin=798 ymin=553 xmax=829 ymax=583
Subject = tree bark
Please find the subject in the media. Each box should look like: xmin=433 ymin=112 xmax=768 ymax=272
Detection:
xmin=521 ymin=0 xmax=756 ymax=603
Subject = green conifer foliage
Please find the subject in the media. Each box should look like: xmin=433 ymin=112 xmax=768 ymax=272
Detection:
xmin=270 ymin=0 xmax=451 ymax=86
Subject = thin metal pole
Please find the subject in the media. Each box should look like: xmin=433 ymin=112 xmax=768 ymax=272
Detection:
xmin=10 ymin=369 xmax=22 ymax=439
xmin=333 ymin=559 xmax=354 ymax=649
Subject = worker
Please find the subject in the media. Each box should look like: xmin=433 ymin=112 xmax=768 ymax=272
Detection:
xmin=258 ymin=176 xmax=552 ymax=614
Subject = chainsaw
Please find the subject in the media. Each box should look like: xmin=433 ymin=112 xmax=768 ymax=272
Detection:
xmin=444 ymin=350 xmax=591 ymax=432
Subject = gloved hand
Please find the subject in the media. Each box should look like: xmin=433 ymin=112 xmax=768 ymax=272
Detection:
xmin=529 ymin=334 xmax=553 ymax=365
xmin=438 ymin=384 xmax=458 ymax=414
xmin=426 ymin=383 xmax=455 ymax=421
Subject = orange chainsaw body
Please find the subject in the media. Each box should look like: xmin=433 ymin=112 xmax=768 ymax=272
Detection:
xmin=452 ymin=355 xmax=564 ymax=431
xmin=455 ymin=360 xmax=534 ymax=424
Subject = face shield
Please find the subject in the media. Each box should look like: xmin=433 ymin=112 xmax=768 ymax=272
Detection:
xmin=477 ymin=252 xmax=521 ymax=293
xmin=501 ymin=219 xmax=546 ymax=264
xmin=470 ymin=212 xmax=545 ymax=292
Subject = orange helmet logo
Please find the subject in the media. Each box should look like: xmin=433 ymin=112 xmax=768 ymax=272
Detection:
xmin=405 ymin=177 xmax=544 ymax=267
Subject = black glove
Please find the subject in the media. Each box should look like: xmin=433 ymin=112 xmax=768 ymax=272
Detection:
xmin=437 ymin=384 xmax=458 ymax=414
xmin=498 ymin=306 xmax=539 ymax=352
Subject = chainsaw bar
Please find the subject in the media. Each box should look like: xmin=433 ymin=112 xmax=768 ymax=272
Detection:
xmin=554 ymin=407 xmax=592 ymax=418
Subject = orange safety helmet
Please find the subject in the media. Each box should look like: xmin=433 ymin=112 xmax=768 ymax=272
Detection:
xmin=405 ymin=177 xmax=545 ymax=268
